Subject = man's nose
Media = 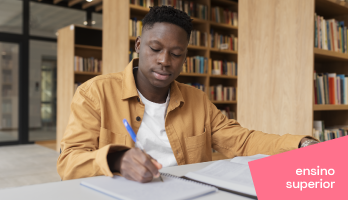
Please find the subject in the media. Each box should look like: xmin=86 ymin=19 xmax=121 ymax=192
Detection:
xmin=157 ymin=51 xmax=171 ymax=67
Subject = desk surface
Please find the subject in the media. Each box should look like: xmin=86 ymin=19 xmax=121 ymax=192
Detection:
xmin=0 ymin=160 xmax=254 ymax=200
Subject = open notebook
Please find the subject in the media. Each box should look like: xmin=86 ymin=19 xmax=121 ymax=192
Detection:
xmin=184 ymin=154 xmax=269 ymax=199
xmin=81 ymin=173 xmax=217 ymax=200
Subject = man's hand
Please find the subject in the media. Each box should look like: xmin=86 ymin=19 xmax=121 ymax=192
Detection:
xmin=299 ymin=137 xmax=319 ymax=148
xmin=110 ymin=148 xmax=162 ymax=183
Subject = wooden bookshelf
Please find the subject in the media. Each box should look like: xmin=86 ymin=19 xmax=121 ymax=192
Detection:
xmin=56 ymin=25 xmax=102 ymax=151
xmin=314 ymin=105 xmax=348 ymax=111
xmin=210 ymin=48 xmax=238 ymax=55
xmin=210 ymin=75 xmax=237 ymax=79
xmin=313 ymin=0 xmax=348 ymax=131
xmin=238 ymin=0 xmax=348 ymax=139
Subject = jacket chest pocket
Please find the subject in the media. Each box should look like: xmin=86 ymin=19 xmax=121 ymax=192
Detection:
xmin=99 ymin=127 xmax=126 ymax=148
xmin=185 ymin=128 xmax=209 ymax=164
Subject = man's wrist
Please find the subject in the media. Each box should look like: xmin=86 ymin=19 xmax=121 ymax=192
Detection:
xmin=107 ymin=150 xmax=127 ymax=172
xmin=299 ymin=137 xmax=319 ymax=148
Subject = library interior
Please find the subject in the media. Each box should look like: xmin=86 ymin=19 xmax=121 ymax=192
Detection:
xmin=0 ymin=0 xmax=347 ymax=199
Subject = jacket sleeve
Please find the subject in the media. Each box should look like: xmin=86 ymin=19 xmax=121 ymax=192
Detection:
xmin=208 ymin=98 xmax=315 ymax=158
xmin=57 ymin=86 xmax=129 ymax=180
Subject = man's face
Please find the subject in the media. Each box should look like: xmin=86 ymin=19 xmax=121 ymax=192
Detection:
xmin=135 ymin=22 xmax=188 ymax=88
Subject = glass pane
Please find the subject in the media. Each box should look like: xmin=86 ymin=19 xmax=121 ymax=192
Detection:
xmin=0 ymin=42 xmax=19 ymax=142
xmin=29 ymin=40 xmax=57 ymax=142
xmin=0 ymin=0 xmax=22 ymax=34
xmin=30 ymin=2 xmax=86 ymax=38
xmin=92 ymin=13 xmax=102 ymax=29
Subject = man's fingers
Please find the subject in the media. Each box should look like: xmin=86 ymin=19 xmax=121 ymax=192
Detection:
xmin=134 ymin=149 xmax=160 ymax=178
xmin=122 ymin=163 xmax=152 ymax=183
xmin=151 ymin=159 xmax=162 ymax=170
xmin=120 ymin=148 xmax=162 ymax=183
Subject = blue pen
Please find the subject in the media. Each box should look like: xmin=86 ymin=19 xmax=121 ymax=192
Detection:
xmin=122 ymin=119 xmax=163 ymax=182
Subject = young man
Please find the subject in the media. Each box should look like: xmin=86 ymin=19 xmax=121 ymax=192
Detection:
xmin=57 ymin=6 xmax=318 ymax=183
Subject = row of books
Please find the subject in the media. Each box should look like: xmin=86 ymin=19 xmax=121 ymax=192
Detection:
xmin=129 ymin=49 xmax=139 ymax=62
xmin=74 ymin=56 xmax=102 ymax=73
xmin=314 ymin=72 xmax=348 ymax=105
xmin=220 ymin=107 xmax=236 ymax=119
xmin=185 ymin=82 xmax=204 ymax=92
xmin=313 ymin=120 xmax=348 ymax=142
xmin=314 ymin=13 xmax=347 ymax=53
xmin=189 ymin=30 xmax=208 ymax=47
xmin=210 ymin=85 xmax=236 ymax=101
xmin=159 ymin=0 xmax=208 ymax=20
xmin=211 ymin=60 xmax=237 ymax=76
xmin=129 ymin=18 xmax=142 ymax=37
xmin=182 ymin=56 xmax=208 ymax=74
xmin=211 ymin=6 xmax=238 ymax=26
xmin=130 ymin=0 xmax=155 ymax=8
xmin=210 ymin=29 xmax=238 ymax=51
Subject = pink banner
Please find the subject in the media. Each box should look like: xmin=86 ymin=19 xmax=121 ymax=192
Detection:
xmin=249 ymin=136 xmax=348 ymax=199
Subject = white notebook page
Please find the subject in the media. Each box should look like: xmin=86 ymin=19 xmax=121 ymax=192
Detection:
xmin=185 ymin=154 xmax=269 ymax=196
xmin=81 ymin=174 xmax=217 ymax=200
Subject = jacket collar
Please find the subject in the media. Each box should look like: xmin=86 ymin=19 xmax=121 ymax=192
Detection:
xmin=121 ymin=59 xmax=139 ymax=100
xmin=121 ymin=58 xmax=185 ymax=108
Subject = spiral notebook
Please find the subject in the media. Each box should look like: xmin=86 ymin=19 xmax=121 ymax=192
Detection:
xmin=81 ymin=173 xmax=217 ymax=200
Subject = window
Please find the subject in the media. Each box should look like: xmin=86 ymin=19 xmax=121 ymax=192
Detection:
xmin=30 ymin=2 xmax=85 ymax=38
xmin=0 ymin=0 xmax=22 ymax=34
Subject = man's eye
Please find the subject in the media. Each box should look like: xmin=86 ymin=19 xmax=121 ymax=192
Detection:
xmin=150 ymin=47 xmax=160 ymax=52
xmin=172 ymin=53 xmax=181 ymax=57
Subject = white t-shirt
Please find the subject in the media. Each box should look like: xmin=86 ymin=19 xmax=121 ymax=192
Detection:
xmin=136 ymin=89 xmax=178 ymax=168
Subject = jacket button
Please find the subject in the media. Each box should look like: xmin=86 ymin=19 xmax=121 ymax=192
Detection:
xmin=137 ymin=97 xmax=140 ymax=102
xmin=136 ymin=116 xmax=141 ymax=121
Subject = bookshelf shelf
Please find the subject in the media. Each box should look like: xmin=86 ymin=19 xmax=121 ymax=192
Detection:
xmin=187 ymin=45 xmax=208 ymax=50
xmin=314 ymin=48 xmax=348 ymax=61
xmin=212 ymin=0 xmax=239 ymax=6
xmin=315 ymin=0 xmax=348 ymax=17
xmin=210 ymin=75 xmax=237 ymax=79
xmin=210 ymin=21 xmax=238 ymax=30
xmin=212 ymin=101 xmax=237 ymax=104
xmin=130 ymin=4 xmax=149 ymax=14
xmin=57 ymin=25 xmax=102 ymax=151
xmin=179 ymin=73 xmax=207 ymax=77
xmin=191 ymin=17 xmax=207 ymax=24
xmin=75 ymin=44 xmax=102 ymax=51
xmin=210 ymin=48 xmax=238 ymax=55
xmin=313 ymin=104 xmax=348 ymax=111
xmin=74 ymin=72 xmax=102 ymax=76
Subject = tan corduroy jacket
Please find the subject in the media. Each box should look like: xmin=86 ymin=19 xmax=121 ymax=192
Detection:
xmin=57 ymin=58 xmax=309 ymax=180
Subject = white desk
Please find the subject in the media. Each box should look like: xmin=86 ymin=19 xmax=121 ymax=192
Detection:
xmin=0 ymin=160 xmax=254 ymax=200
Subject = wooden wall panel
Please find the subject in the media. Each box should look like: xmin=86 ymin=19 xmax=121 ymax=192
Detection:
xmin=103 ymin=0 xmax=130 ymax=74
xmin=56 ymin=26 xmax=75 ymax=151
xmin=237 ymin=0 xmax=315 ymax=135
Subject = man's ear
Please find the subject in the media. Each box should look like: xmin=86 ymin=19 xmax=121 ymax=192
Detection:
xmin=135 ymin=36 xmax=141 ymax=53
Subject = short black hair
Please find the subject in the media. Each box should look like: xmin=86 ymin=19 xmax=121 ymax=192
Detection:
xmin=142 ymin=6 xmax=193 ymax=40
